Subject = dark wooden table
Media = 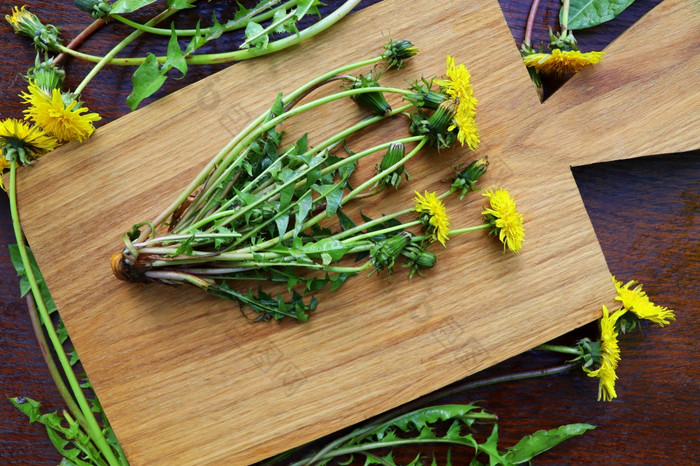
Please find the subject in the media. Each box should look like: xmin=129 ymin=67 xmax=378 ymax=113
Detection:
xmin=1 ymin=0 xmax=697 ymax=464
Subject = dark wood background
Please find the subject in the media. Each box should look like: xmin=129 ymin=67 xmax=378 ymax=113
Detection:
xmin=0 ymin=0 xmax=697 ymax=464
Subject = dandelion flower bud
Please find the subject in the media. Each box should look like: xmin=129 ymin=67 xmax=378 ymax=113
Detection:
xmin=74 ymin=0 xmax=112 ymax=19
xmin=382 ymin=39 xmax=418 ymax=69
xmin=370 ymin=231 xmax=411 ymax=274
xmin=348 ymin=72 xmax=391 ymax=116
xmin=452 ymin=156 xmax=488 ymax=199
xmin=374 ymin=142 xmax=408 ymax=189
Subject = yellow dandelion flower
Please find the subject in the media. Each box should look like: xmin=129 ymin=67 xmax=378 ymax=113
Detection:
xmin=584 ymin=305 xmax=625 ymax=401
xmin=21 ymin=81 xmax=101 ymax=142
xmin=414 ymin=190 xmax=450 ymax=247
xmin=0 ymin=118 xmax=58 ymax=189
xmin=482 ymin=188 xmax=524 ymax=253
xmin=613 ymin=276 xmax=676 ymax=327
xmin=434 ymin=56 xmax=480 ymax=150
xmin=523 ymin=49 xmax=605 ymax=75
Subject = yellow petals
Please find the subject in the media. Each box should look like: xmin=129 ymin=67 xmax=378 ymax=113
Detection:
xmin=523 ymin=49 xmax=605 ymax=75
xmin=0 ymin=118 xmax=58 ymax=185
xmin=414 ymin=191 xmax=450 ymax=247
xmin=613 ymin=276 xmax=676 ymax=327
xmin=5 ymin=5 xmax=33 ymax=30
xmin=435 ymin=56 xmax=480 ymax=150
xmin=584 ymin=305 xmax=625 ymax=401
xmin=482 ymin=188 xmax=524 ymax=253
xmin=21 ymin=81 xmax=101 ymax=142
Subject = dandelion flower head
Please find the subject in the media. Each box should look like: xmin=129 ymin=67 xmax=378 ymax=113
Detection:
xmin=482 ymin=188 xmax=524 ymax=253
xmin=0 ymin=118 xmax=58 ymax=190
xmin=434 ymin=56 xmax=479 ymax=150
xmin=523 ymin=49 xmax=605 ymax=75
xmin=613 ymin=276 xmax=676 ymax=327
xmin=21 ymin=81 xmax=101 ymax=142
xmin=584 ymin=305 xmax=625 ymax=401
xmin=414 ymin=190 xmax=450 ymax=247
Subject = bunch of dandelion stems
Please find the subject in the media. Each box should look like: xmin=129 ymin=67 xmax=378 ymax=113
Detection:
xmin=58 ymin=0 xmax=363 ymax=95
xmin=115 ymin=51 xmax=490 ymax=306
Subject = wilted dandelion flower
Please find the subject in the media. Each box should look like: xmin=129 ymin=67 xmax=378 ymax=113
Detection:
xmin=482 ymin=188 xmax=524 ymax=253
xmin=21 ymin=81 xmax=101 ymax=142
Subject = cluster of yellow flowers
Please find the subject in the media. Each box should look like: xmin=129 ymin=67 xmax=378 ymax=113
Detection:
xmin=1 ymin=6 xmax=101 ymax=189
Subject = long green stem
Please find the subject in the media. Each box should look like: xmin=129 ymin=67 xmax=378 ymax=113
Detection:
xmin=9 ymin=162 xmax=120 ymax=466
xmin=537 ymin=343 xmax=581 ymax=355
xmin=449 ymin=224 xmax=490 ymax=236
xmin=561 ymin=0 xmax=571 ymax=32
xmin=111 ymin=0 xmax=294 ymax=36
xmin=60 ymin=0 xmax=362 ymax=67
xmin=74 ymin=1 xmax=196 ymax=94
xmin=25 ymin=295 xmax=90 ymax=434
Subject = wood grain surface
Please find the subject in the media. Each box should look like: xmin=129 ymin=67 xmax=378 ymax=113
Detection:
xmin=1 ymin=0 xmax=697 ymax=464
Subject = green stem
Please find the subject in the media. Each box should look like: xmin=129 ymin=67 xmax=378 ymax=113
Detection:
xmin=561 ymin=0 xmax=571 ymax=32
xmin=110 ymin=0 xmax=294 ymax=36
xmin=62 ymin=0 xmax=362 ymax=67
xmin=449 ymin=224 xmax=490 ymax=236
xmin=8 ymin=162 xmax=120 ymax=466
xmin=25 ymin=295 xmax=90 ymax=434
xmin=537 ymin=343 xmax=581 ymax=355
xmin=184 ymin=88 xmax=413 ymax=230
xmin=74 ymin=2 xmax=195 ymax=94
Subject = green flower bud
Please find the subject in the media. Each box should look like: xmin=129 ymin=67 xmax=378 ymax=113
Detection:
xmin=74 ymin=0 xmax=112 ymax=19
xmin=451 ymin=156 xmax=488 ymax=199
xmin=382 ymin=39 xmax=418 ymax=69
xmin=407 ymin=77 xmax=447 ymax=110
xmin=374 ymin=142 xmax=408 ymax=189
xmin=26 ymin=55 xmax=65 ymax=93
xmin=401 ymin=243 xmax=437 ymax=278
xmin=370 ymin=231 xmax=411 ymax=274
xmin=348 ymin=72 xmax=391 ymax=116
xmin=549 ymin=28 xmax=578 ymax=51
xmin=409 ymin=100 xmax=458 ymax=149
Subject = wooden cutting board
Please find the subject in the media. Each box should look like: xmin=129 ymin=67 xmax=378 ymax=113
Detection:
xmin=14 ymin=0 xmax=698 ymax=463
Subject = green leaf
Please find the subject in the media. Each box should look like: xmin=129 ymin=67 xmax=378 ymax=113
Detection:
xmin=336 ymin=209 xmax=356 ymax=231
xmin=242 ymin=21 xmax=269 ymax=49
xmin=165 ymin=24 xmax=188 ymax=77
xmin=505 ymin=423 xmax=596 ymax=464
xmin=293 ymin=191 xmax=313 ymax=237
xmin=9 ymin=244 xmax=57 ymax=314
xmin=564 ymin=0 xmax=635 ymax=30
xmin=166 ymin=0 xmax=195 ymax=9
xmin=275 ymin=215 xmax=289 ymax=241
xmin=126 ymin=53 xmax=168 ymax=110
xmin=301 ymin=238 xmax=351 ymax=262
xmin=110 ymin=0 xmax=158 ymax=14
